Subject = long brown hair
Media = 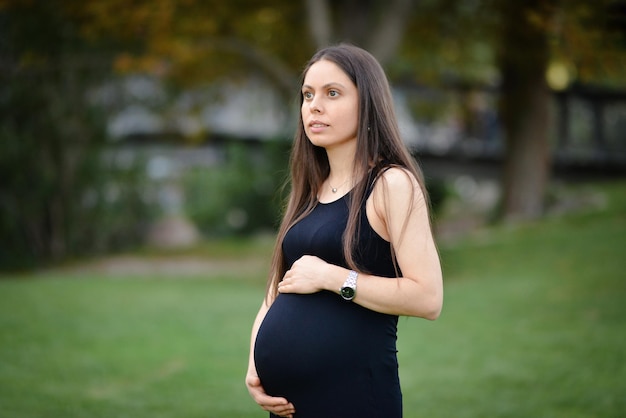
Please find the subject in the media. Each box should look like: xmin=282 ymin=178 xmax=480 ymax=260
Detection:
xmin=266 ymin=44 xmax=429 ymax=302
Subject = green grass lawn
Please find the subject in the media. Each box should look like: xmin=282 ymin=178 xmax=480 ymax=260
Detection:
xmin=0 ymin=181 xmax=624 ymax=418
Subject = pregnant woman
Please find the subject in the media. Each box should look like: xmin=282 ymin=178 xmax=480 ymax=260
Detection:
xmin=245 ymin=44 xmax=443 ymax=418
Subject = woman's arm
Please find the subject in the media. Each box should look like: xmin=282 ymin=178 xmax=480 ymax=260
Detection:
xmin=245 ymin=300 xmax=296 ymax=417
xmin=278 ymin=167 xmax=443 ymax=319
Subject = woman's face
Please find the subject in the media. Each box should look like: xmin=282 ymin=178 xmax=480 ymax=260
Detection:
xmin=301 ymin=59 xmax=359 ymax=150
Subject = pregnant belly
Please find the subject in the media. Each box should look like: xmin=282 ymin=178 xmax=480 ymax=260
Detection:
xmin=254 ymin=291 xmax=377 ymax=397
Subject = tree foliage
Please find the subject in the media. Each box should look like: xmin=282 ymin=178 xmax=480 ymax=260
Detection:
xmin=72 ymin=0 xmax=312 ymax=95
xmin=0 ymin=1 xmax=154 ymax=269
xmin=396 ymin=0 xmax=625 ymax=219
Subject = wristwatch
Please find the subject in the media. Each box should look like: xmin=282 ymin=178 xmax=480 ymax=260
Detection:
xmin=340 ymin=270 xmax=358 ymax=301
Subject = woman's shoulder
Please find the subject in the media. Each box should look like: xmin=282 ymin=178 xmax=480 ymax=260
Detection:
xmin=369 ymin=165 xmax=426 ymax=212
xmin=376 ymin=165 xmax=421 ymax=192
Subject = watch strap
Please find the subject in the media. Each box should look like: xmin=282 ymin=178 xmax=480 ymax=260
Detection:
xmin=344 ymin=270 xmax=358 ymax=289
xmin=340 ymin=270 xmax=358 ymax=301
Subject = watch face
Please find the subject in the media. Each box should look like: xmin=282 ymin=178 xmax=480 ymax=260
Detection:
xmin=341 ymin=286 xmax=355 ymax=300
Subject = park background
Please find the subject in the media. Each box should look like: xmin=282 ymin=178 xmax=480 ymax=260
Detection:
xmin=1 ymin=0 xmax=625 ymax=417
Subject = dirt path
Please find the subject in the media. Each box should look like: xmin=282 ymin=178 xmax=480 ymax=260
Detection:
xmin=45 ymin=255 xmax=270 ymax=279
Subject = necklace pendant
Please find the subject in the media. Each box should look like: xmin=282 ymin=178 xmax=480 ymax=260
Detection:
xmin=331 ymin=188 xmax=337 ymax=193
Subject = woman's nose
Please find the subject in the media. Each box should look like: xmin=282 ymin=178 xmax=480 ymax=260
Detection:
xmin=309 ymin=98 xmax=322 ymax=113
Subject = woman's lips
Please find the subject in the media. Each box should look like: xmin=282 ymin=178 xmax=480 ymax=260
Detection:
xmin=309 ymin=121 xmax=329 ymax=133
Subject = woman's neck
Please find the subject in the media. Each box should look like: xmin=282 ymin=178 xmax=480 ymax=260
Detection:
xmin=325 ymin=141 xmax=357 ymax=184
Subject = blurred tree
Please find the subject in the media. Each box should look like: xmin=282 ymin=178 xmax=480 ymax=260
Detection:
xmin=398 ymin=0 xmax=625 ymax=220
xmin=305 ymin=0 xmax=414 ymax=66
xmin=496 ymin=0 xmax=625 ymax=219
xmin=496 ymin=0 xmax=555 ymax=219
xmin=74 ymin=0 xmax=418 ymax=95
xmin=73 ymin=0 xmax=311 ymax=96
xmin=0 ymin=0 xmax=154 ymax=269
xmin=98 ymin=0 xmax=623 ymax=220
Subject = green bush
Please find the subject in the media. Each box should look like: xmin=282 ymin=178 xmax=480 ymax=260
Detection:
xmin=0 ymin=2 xmax=158 ymax=270
xmin=424 ymin=176 xmax=448 ymax=217
xmin=183 ymin=141 xmax=290 ymax=236
xmin=0 ymin=74 xmax=156 ymax=271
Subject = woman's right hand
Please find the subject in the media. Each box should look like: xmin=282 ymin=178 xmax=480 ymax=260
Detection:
xmin=245 ymin=370 xmax=295 ymax=418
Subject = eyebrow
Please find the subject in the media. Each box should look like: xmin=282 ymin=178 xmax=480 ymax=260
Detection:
xmin=301 ymin=82 xmax=347 ymax=90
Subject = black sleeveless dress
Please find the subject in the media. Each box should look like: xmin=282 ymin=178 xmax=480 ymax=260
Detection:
xmin=254 ymin=171 xmax=402 ymax=418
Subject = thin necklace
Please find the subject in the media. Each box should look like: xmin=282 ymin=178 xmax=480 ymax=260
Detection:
xmin=329 ymin=178 xmax=350 ymax=193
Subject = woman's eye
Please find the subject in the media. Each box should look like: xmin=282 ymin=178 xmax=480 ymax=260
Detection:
xmin=303 ymin=91 xmax=313 ymax=100
xmin=329 ymin=90 xmax=339 ymax=97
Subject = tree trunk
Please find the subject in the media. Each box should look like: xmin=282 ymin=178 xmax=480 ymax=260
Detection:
xmin=305 ymin=0 xmax=332 ymax=48
xmin=305 ymin=0 xmax=414 ymax=67
xmin=498 ymin=1 xmax=554 ymax=220
xmin=367 ymin=0 xmax=413 ymax=66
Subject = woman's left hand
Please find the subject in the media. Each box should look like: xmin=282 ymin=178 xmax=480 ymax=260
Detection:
xmin=278 ymin=255 xmax=329 ymax=295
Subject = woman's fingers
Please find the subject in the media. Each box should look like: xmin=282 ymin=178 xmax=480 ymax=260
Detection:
xmin=246 ymin=374 xmax=295 ymax=417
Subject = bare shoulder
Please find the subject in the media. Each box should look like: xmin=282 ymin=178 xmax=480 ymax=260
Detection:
xmin=369 ymin=166 xmax=427 ymax=223
xmin=368 ymin=166 xmax=431 ymax=239
xmin=376 ymin=166 xmax=424 ymax=200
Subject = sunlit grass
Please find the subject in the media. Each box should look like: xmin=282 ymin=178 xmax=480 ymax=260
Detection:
xmin=0 ymin=181 xmax=624 ymax=417
xmin=0 ymin=276 xmax=264 ymax=418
